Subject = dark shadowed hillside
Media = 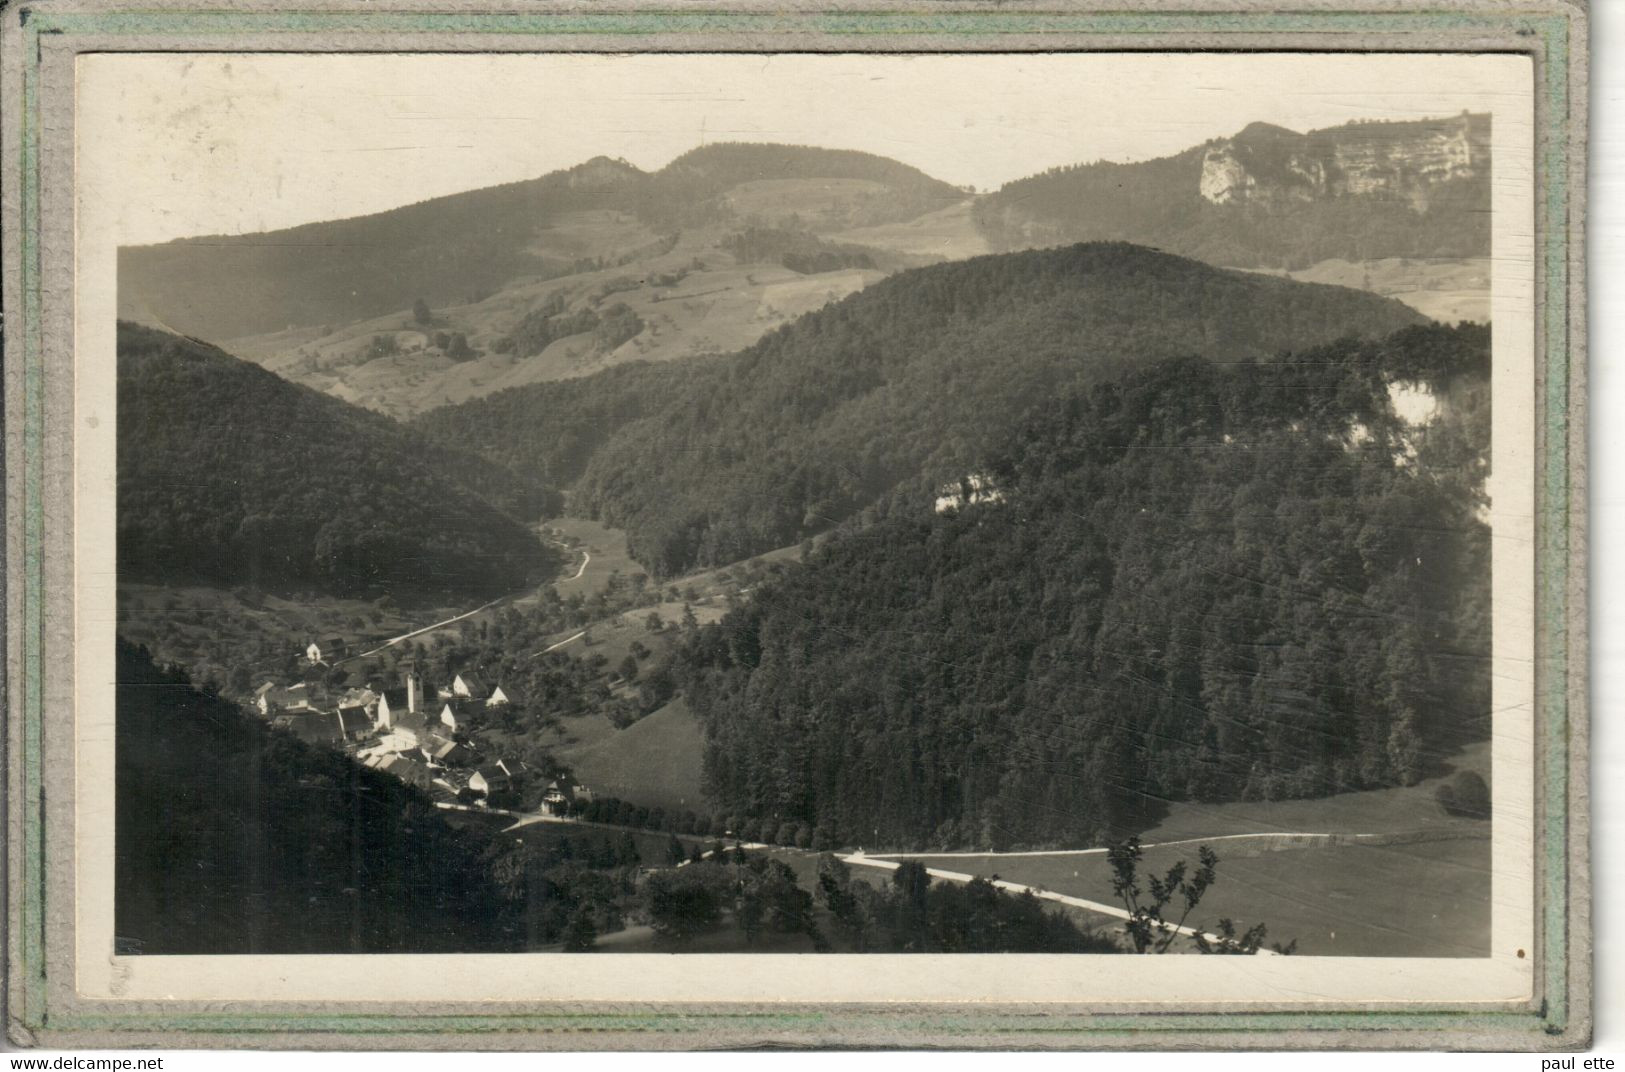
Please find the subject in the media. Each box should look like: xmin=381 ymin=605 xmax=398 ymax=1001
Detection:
xmin=117 ymin=322 xmax=559 ymax=599
xmin=417 ymin=243 xmax=1426 ymax=576
xmin=975 ymin=114 xmax=1490 ymax=268
xmin=115 ymin=639 xmax=519 ymax=953
xmin=674 ymin=324 xmax=1490 ymax=850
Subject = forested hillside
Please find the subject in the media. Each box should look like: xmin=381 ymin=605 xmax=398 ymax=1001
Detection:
xmin=119 ymin=143 xmax=961 ymax=341
xmin=118 ymin=322 xmax=559 ymax=599
xmin=418 ymin=243 xmax=1425 ymax=576
xmin=115 ymin=639 xmax=519 ymax=953
xmin=674 ymin=324 xmax=1490 ymax=850
xmin=975 ymin=115 xmax=1490 ymax=268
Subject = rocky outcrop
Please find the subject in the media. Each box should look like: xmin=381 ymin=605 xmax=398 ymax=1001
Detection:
xmin=1200 ymin=113 xmax=1488 ymax=211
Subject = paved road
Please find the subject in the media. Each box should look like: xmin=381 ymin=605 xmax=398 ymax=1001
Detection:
xmin=839 ymin=851 xmax=1278 ymax=955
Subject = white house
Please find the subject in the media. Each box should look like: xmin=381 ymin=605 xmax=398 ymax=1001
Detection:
xmin=439 ymin=698 xmax=480 ymax=733
xmin=451 ymin=672 xmax=489 ymax=702
xmin=469 ymin=763 xmax=511 ymax=798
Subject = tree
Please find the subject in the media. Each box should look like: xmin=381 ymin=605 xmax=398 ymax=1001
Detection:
xmin=1108 ymin=838 xmax=1293 ymax=955
xmin=562 ymin=906 xmax=598 ymax=952
xmin=1436 ymin=769 xmax=1490 ymax=819
xmin=1108 ymin=837 xmax=1216 ymax=954
xmin=644 ymin=866 xmax=724 ymax=939
xmin=446 ymin=333 xmax=475 ymax=361
xmin=645 ymin=612 xmax=665 ymax=633
xmin=681 ymin=603 xmax=699 ymax=632
xmin=413 ymin=298 xmax=433 ymax=325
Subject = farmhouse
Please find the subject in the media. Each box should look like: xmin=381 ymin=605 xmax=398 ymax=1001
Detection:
xmin=380 ymin=754 xmax=434 ymax=790
xmin=334 ymin=704 xmax=374 ymax=742
xmin=439 ymin=698 xmax=482 ymax=733
xmin=281 ymin=681 xmax=328 ymax=713
xmin=421 ymin=733 xmax=475 ymax=768
xmin=541 ymin=780 xmax=593 ymax=815
xmin=449 ymin=672 xmax=490 ymax=702
xmin=469 ymin=764 xmax=511 ymax=798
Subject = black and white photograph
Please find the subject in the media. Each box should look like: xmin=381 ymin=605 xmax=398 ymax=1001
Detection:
xmin=78 ymin=50 xmax=1537 ymax=988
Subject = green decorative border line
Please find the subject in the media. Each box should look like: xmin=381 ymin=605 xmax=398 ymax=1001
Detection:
xmin=8 ymin=5 xmax=1580 ymax=1045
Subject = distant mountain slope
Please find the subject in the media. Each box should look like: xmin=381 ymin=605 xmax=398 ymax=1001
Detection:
xmin=975 ymin=114 xmax=1490 ymax=269
xmin=417 ymin=242 xmax=1427 ymax=576
xmin=119 ymin=143 xmax=963 ymax=343
xmin=117 ymin=322 xmax=558 ymax=599
xmin=681 ymin=323 xmax=1491 ymax=849
xmin=116 ymin=639 xmax=519 ymax=953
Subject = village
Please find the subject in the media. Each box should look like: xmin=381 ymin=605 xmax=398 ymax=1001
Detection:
xmin=251 ymin=637 xmax=593 ymax=818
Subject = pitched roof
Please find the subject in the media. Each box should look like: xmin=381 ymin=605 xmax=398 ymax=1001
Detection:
xmin=275 ymin=713 xmax=341 ymax=745
xmin=335 ymin=706 xmax=373 ymax=738
xmin=339 ymin=687 xmax=378 ymax=709
xmin=380 ymin=754 xmax=433 ymax=788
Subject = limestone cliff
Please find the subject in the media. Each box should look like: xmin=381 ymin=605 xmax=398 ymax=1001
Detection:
xmin=1200 ymin=114 xmax=1489 ymax=212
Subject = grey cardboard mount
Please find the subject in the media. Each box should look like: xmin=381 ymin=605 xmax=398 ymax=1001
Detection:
xmin=1 ymin=0 xmax=1591 ymax=1051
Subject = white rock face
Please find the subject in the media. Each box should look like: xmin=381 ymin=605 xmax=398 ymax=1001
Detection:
xmin=1199 ymin=146 xmax=1254 ymax=204
xmin=1387 ymin=381 xmax=1440 ymax=425
xmin=935 ymin=473 xmax=1004 ymax=514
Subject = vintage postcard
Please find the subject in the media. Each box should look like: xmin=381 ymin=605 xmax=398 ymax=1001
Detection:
xmin=4 ymin=0 xmax=1589 ymax=1051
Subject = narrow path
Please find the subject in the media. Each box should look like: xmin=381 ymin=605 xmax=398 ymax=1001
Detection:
xmin=343 ymin=595 xmax=506 ymax=662
xmin=568 ymin=549 xmax=591 ymax=581
xmin=533 ymin=630 xmax=586 ymax=658
xmin=839 ymin=852 xmax=1277 ymax=955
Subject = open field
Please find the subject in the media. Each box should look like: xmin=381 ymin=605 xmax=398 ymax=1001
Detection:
xmin=1139 ymin=740 xmax=1490 ymax=842
xmin=539 ymin=516 xmax=643 ymax=600
xmin=873 ymin=743 xmax=1493 ymax=957
xmin=1236 ymin=257 xmax=1490 ymax=324
xmin=553 ymin=699 xmax=707 ymax=813
xmin=831 ymin=199 xmax=991 ymax=262
xmin=878 ymin=832 xmax=1487 ymax=957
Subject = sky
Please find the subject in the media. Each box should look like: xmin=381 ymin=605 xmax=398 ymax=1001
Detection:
xmin=78 ymin=52 xmax=1529 ymax=245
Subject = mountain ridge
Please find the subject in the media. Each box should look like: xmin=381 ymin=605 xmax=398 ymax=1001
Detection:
xmin=414 ymin=241 xmax=1428 ymax=577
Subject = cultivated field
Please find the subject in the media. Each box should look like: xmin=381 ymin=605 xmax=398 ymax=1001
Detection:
xmin=830 ymin=199 xmax=991 ymax=262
